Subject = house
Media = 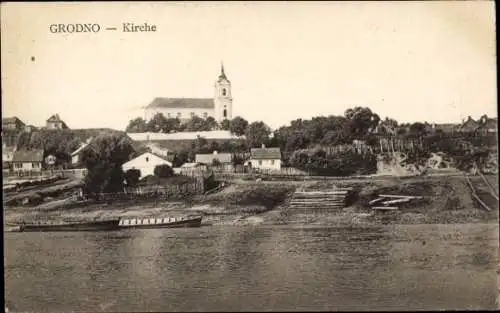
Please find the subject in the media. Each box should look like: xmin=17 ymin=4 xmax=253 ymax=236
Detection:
xmin=2 ymin=117 xmax=25 ymax=131
xmin=458 ymin=116 xmax=480 ymax=133
xmin=195 ymin=151 xmax=232 ymax=165
xmin=477 ymin=115 xmax=498 ymax=134
xmin=24 ymin=125 xmax=37 ymax=133
xmin=46 ymin=114 xmax=69 ymax=130
xmin=122 ymin=152 xmax=173 ymax=179
xmin=431 ymin=123 xmax=459 ymax=134
xmin=144 ymin=63 xmax=233 ymax=123
xmin=176 ymin=162 xmax=208 ymax=175
xmin=248 ymin=145 xmax=282 ymax=171
xmin=11 ymin=149 xmax=44 ymax=172
xmin=70 ymin=137 xmax=94 ymax=165
xmin=45 ymin=154 xmax=57 ymax=167
xmin=2 ymin=145 xmax=16 ymax=171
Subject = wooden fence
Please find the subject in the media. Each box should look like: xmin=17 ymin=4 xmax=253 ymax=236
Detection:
xmin=3 ymin=168 xmax=88 ymax=180
xmin=91 ymin=179 xmax=205 ymax=201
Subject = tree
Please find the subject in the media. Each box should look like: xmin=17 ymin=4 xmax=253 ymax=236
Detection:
xmin=344 ymin=107 xmax=380 ymax=138
xmin=146 ymin=113 xmax=169 ymax=132
xmin=245 ymin=121 xmax=271 ymax=148
xmin=229 ymin=116 xmax=249 ymax=136
xmin=220 ymin=119 xmax=231 ymax=131
xmin=205 ymin=116 xmax=219 ymax=131
xmin=80 ymin=133 xmax=135 ymax=197
xmin=185 ymin=116 xmax=213 ymax=132
xmin=154 ymin=164 xmax=174 ymax=178
xmin=125 ymin=117 xmax=147 ymax=133
xmin=124 ymin=169 xmax=141 ymax=187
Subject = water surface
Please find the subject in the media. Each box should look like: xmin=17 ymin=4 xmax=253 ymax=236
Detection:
xmin=4 ymin=223 xmax=498 ymax=312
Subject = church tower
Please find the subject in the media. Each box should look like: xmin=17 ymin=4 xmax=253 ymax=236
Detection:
xmin=213 ymin=62 xmax=233 ymax=122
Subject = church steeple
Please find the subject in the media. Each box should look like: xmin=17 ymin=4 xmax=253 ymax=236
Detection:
xmin=218 ymin=61 xmax=228 ymax=81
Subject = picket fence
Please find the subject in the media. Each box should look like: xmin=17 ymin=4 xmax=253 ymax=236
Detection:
xmin=3 ymin=168 xmax=88 ymax=180
xmin=92 ymin=179 xmax=205 ymax=201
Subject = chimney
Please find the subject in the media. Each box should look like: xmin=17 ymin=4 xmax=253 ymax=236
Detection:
xmin=261 ymin=144 xmax=265 ymax=148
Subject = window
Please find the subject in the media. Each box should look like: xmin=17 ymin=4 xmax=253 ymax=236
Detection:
xmin=177 ymin=112 xmax=182 ymax=118
xmin=15 ymin=163 xmax=22 ymax=168
xmin=190 ymin=112 xmax=195 ymax=118
xmin=271 ymin=160 xmax=275 ymax=165
xmin=258 ymin=160 xmax=262 ymax=166
xmin=32 ymin=163 xmax=38 ymax=168
xmin=146 ymin=157 xmax=149 ymax=162
xmin=167 ymin=113 xmax=171 ymax=118
xmin=223 ymin=109 xmax=227 ymax=118
xmin=203 ymin=112 xmax=208 ymax=118
xmin=222 ymin=88 xmax=227 ymax=96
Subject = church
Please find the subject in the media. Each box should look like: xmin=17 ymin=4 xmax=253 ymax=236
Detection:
xmin=144 ymin=63 xmax=233 ymax=123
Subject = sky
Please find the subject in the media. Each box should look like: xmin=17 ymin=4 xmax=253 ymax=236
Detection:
xmin=1 ymin=1 xmax=497 ymax=131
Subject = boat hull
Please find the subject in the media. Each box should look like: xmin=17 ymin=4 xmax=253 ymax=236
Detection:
xmin=119 ymin=216 xmax=202 ymax=229
xmin=19 ymin=220 xmax=121 ymax=232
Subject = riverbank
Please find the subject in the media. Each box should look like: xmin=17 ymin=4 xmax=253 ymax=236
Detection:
xmin=3 ymin=174 xmax=498 ymax=228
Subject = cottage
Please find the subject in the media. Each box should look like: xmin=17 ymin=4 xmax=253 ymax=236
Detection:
xmin=2 ymin=145 xmax=16 ymax=171
xmin=11 ymin=149 xmax=44 ymax=172
xmin=46 ymin=114 xmax=69 ymax=130
xmin=458 ymin=116 xmax=480 ymax=133
xmin=196 ymin=151 xmax=232 ymax=165
xmin=70 ymin=137 xmax=94 ymax=165
xmin=122 ymin=152 xmax=173 ymax=179
xmin=477 ymin=115 xmax=498 ymax=134
xmin=2 ymin=117 xmax=25 ymax=131
xmin=45 ymin=154 xmax=57 ymax=167
xmin=248 ymin=145 xmax=282 ymax=170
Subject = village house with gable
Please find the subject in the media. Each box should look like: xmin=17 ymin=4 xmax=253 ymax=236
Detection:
xmin=247 ymin=145 xmax=282 ymax=171
xmin=11 ymin=149 xmax=44 ymax=173
xmin=122 ymin=152 xmax=173 ymax=180
xmin=144 ymin=63 xmax=233 ymax=123
xmin=46 ymin=114 xmax=69 ymax=130
xmin=195 ymin=151 xmax=233 ymax=171
xmin=2 ymin=116 xmax=25 ymax=131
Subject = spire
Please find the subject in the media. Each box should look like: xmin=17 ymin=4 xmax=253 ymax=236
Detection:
xmin=218 ymin=61 xmax=227 ymax=81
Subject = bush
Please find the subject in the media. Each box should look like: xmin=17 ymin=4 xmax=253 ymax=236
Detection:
xmin=125 ymin=169 xmax=141 ymax=187
xmin=154 ymin=164 xmax=174 ymax=178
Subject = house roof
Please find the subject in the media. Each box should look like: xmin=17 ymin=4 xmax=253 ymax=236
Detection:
xmin=481 ymin=117 xmax=498 ymax=129
xmin=12 ymin=149 xmax=44 ymax=163
xmin=250 ymin=147 xmax=281 ymax=160
xmin=2 ymin=117 xmax=24 ymax=125
xmin=433 ymin=123 xmax=458 ymax=132
xmin=146 ymin=97 xmax=215 ymax=110
xmin=195 ymin=152 xmax=232 ymax=164
xmin=71 ymin=142 xmax=90 ymax=156
xmin=47 ymin=114 xmax=63 ymax=122
xmin=459 ymin=116 xmax=480 ymax=131
xmin=181 ymin=162 xmax=202 ymax=168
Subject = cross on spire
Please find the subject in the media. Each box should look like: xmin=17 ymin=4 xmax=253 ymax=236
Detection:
xmin=218 ymin=61 xmax=227 ymax=81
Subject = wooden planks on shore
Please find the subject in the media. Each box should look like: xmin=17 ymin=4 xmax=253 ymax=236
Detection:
xmin=368 ymin=193 xmax=423 ymax=212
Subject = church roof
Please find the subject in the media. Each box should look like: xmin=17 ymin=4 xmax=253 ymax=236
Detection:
xmin=146 ymin=97 xmax=214 ymax=109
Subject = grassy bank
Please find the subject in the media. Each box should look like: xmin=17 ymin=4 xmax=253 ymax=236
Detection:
xmin=4 ymin=174 xmax=498 ymax=227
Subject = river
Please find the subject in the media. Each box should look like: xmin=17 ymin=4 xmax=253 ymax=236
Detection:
xmin=4 ymin=223 xmax=499 ymax=312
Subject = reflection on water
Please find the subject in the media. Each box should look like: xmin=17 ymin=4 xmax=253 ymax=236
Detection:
xmin=4 ymin=224 xmax=498 ymax=312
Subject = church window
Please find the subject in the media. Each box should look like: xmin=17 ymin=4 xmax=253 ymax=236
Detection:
xmin=222 ymin=88 xmax=226 ymax=96
xmin=146 ymin=157 xmax=149 ymax=162
xmin=223 ymin=109 xmax=227 ymax=118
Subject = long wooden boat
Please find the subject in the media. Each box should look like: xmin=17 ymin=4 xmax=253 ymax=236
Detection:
xmin=118 ymin=215 xmax=203 ymax=229
xmin=18 ymin=219 xmax=121 ymax=232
